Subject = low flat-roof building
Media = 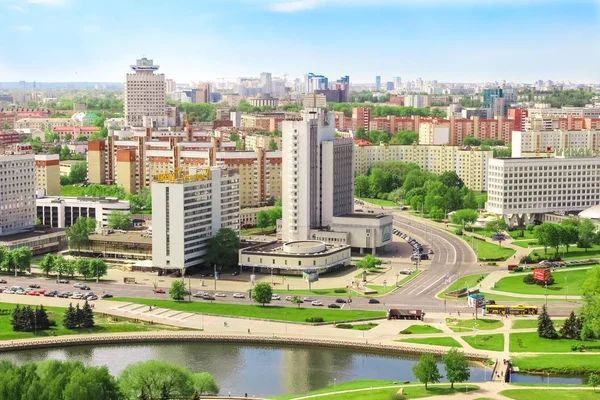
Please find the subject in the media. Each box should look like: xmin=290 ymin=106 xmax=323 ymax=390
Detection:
xmin=79 ymin=230 xmax=152 ymax=260
xmin=36 ymin=196 xmax=130 ymax=229
xmin=0 ymin=228 xmax=67 ymax=255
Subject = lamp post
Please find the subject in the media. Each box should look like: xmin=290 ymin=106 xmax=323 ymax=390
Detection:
xmin=396 ymin=273 xmax=399 ymax=287
xmin=545 ymin=282 xmax=548 ymax=308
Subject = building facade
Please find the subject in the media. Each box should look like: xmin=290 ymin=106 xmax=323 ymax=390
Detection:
xmin=36 ymin=196 xmax=130 ymax=229
xmin=352 ymin=107 xmax=371 ymax=132
xmin=248 ymin=94 xmax=278 ymax=108
xmin=124 ymin=58 xmax=166 ymax=127
xmin=152 ymin=167 xmax=240 ymax=270
xmin=0 ymin=154 xmax=36 ymax=236
xmin=512 ymin=130 xmax=600 ymax=156
xmin=34 ymin=154 xmax=60 ymax=196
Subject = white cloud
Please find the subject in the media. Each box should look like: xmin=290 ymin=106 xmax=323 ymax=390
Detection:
xmin=25 ymin=0 xmax=65 ymax=5
xmin=12 ymin=24 xmax=32 ymax=31
xmin=269 ymin=0 xmax=318 ymax=12
xmin=8 ymin=4 xmax=25 ymax=11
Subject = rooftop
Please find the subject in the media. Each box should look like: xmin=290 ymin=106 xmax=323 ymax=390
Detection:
xmin=89 ymin=231 xmax=152 ymax=245
xmin=337 ymin=213 xmax=389 ymax=219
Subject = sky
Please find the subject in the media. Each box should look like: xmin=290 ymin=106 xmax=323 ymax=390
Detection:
xmin=0 ymin=0 xmax=599 ymax=84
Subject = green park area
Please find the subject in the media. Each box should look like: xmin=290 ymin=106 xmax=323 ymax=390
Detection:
xmin=510 ymin=332 xmax=600 ymax=353
xmin=111 ymin=297 xmax=386 ymax=323
xmin=512 ymin=319 xmax=564 ymax=329
xmin=0 ymin=302 xmax=179 ymax=340
xmin=446 ymin=318 xmax=504 ymax=333
xmin=400 ymin=325 xmax=443 ymax=334
xmin=397 ymin=337 xmax=463 ymax=348
xmin=463 ymin=236 xmax=516 ymax=261
xmin=270 ymin=381 xmax=479 ymax=400
xmin=357 ymin=197 xmax=399 ymax=208
xmin=494 ymin=268 xmax=590 ymax=296
xmin=541 ymin=244 xmax=600 ymax=261
xmin=511 ymin=354 xmax=600 ymax=374
xmin=461 ymin=333 xmax=504 ymax=352
xmin=240 ymin=226 xmax=275 ymax=236
xmin=500 ymin=389 xmax=600 ymax=400
xmin=439 ymin=274 xmax=489 ymax=297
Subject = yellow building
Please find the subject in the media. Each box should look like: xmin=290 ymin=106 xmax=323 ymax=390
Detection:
xmin=354 ymin=143 xmax=492 ymax=192
xmin=34 ymin=154 xmax=60 ymax=196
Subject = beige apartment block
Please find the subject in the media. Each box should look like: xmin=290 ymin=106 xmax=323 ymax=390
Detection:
xmin=34 ymin=154 xmax=60 ymax=196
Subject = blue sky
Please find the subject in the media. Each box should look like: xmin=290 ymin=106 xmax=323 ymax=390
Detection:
xmin=0 ymin=0 xmax=598 ymax=83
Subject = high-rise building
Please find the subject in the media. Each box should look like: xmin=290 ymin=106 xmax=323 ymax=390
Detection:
xmin=304 ymin=73 xmax=328 ymax=93
xmin=394 ymin=77 xmax=402 ymax=90
xmin=352 ymin=107 xmax=371 ymax=131
xmin=0 ymin=154 xmax=36 ymax=236
xmin=124 ymin=58 xmax=166 ymax=127
xmin=152 ymin=166 xmax=240 ymax=270
xmin=260 ymin=72 xmax=272 ymax=94
xmin=375 ymin=76 xmax=381 ymax=91
xmin=483 ymin=88 xmax=503 ymax=109
xmin=165 ymin=79 xmax=176 ymax=96
xmin=34 ymin=154 xmax=60 ymax=196
xmin=193 ymin=83 xmax=211 ymax=104
xmin=386 ymin=82 xmax=394 ymax=91
xmin=281 ymin=109 xmax=354 ymax=242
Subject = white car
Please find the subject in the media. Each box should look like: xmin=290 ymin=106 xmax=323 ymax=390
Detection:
xmin=233 ymin=293 xmax=245 ymax=299
xmin=215 ymin=292 xmax=226 ymax=297
xmin=74 ymin=283 xmax=84 ymax=288
xmin=271 ymin=294 xmax=281 ymax=300
xmin=2 ymin=289 xmax=11 ymax=294
xmin=15 ymin=290 xmax=26 ymax=295
xmin=71 ymin=293 xmax=83 ymax=299
xmin=311 ymin=301 xmax=323 ymax=307
xmin=192 ymin=291 xmax=207 ymax=298
xmin=285 ymin=295 xmax=293 ymax=301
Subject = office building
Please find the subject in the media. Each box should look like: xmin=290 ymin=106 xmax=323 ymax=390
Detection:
xmin=352 ymin=107 xmax=371 ymax=132
xmin=486 ymin=153 xmax=600 ymax=224
xmin=165 ymin=79 xmax=176 ymax=95
xmin=483 ymin=88 xmax=503 ymax=109
xmin=304 ymin=73 xmax=328 ymax=93
xmin=248 ymin=93 xmax=278 ymax=108
xmin=193 ymin=83 xmax=211 ymax=104
xmin=302 ymin=94 xmax=327 ymax=109
xmin=260 ymin=72 xmax=272 ymax=94
xmin=507 ymin=108 xmax=528 ymax=131
xmin=124 ymin=58 xmax=166 ymax=127
xmin=386 ymin=82 xmax=394 ymax=91
xmin=281 ymin=108 xmax=354 ymax=242
xmin=152 ymin=166 xmax=240 ymax=270
xmin=394 ymin=77 xmax=402 ymax=90
xmin=36 ymin=196 xmax=130 ymax=229
xmin=512 ymin=130 xmax=600 ymax=156
xmin=34 ymin=154 xmax=60 ymax=196
xmin=375 ymin=76 xmax=381 ymax=91
xmin=354 ymin=143 xmax=492 ymax=192
xmin=0 ymin=154 xmax=36 ymax=236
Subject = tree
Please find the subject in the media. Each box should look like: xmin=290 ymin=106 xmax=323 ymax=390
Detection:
xmin=560 ymin=310 xmax=580 ymax=339
xmin=53 ymin=256 xmax=70 ymax=277
xmin=486 ymin=218 xmax=507 ymax=235
xmin=117 ymin=360 xmax=196 ymax=400
xmin=442 ymin=348 xmax=470 ymax=389
xmin=65 ymin=259 xmax=77 ymax=278
xmin=355 ymin=254 xmax=381 ymax=272
xmin=462 ymin=190 xmax=478 ymax=210
xmin=450 ymin=209 xmax=478 ymax=230
xmin=80 ymin=301 xmax=95 ymax=328
xmin=204 ymin=228 xmax=240 ymax=270
xmin=107 ymin=211 xmax=133 ymax=230
xmin=66 ymin=217 xmax=97 ymax=253
xmin=462 ymin=136 xmax=481 ymax=146
xmin=63 ymin=303 xmax=78 ymax=329
xmin=64 ymin=133 xmax=72 ymax=141
xmin=256 ymin=211 xmax=270 ymax=231
xmin=169 ymin=280 xmax=187 ymax=301
xmin=90 ymin=259 xmax=108 ymax=280
xmin=561 ymin=224 xmax=579 ymax=253
xmin=267 ymin=207 xmax=282 ymax=227
xmin=429 ymin=207 xmax=445 ymax=221
xmin=389 ymin=130 xmax=418 ymax=145
xmin=355 ymin=127 xmax=367 ymax=140
xmin=537 ymin=305 xmax=558 ymax=339
xmin=35 ymin=305 xmax=50 ymax=331
xmin=534 ymin=223 xmax=561 ymax=255
xmin=578 ymin=219 xmax=596 ymax=252
xmin=440 ymin=171 xmax=464 ymax=189
xmin=76 ymin=135 xmax=88 ymax=141
xmin=580 ymin=266 xmax=600 ymax=339
xmin=252 ymin=282 xmax=273 ymax=306
xmin=44 ymin=131 xmax=58 ymax=143
xmin=11 ymin=247 xmax=32 ymax=273
xmin=62 ymin=365 xmax=122 ymax=400
xmin=268 ymin=138 xmax=278 ymax=150
xmin=60 ymin=145 xmax=71 ymax=160
xmin=69 ymin=162 xmax=87 ymax=184
xmin=354 ymin=175 xmax=370 ymax=198
xmin=412 ymin=352 xmax=441 ymax=390
xmin=76 ymin=258 xmax=92 ymax=280
xmin=127 ymin=188 xmax=151 ymax=214
xmin=589 ymin=373 xmax=600 ymax=392
xmin=193 ymin=372 xmax=219 ymax=398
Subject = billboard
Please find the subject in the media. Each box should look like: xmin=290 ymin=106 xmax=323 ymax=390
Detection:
xmin=533 ymin=268 xmax=551 ymax=281
xmin=303 ymin=270 xmax=319 ymax=283
xmin=382 ymin=224 xmax=392 ymax=243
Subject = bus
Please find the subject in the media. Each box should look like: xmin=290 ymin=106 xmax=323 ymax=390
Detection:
xmin=485 ymin=304 xmax=538 ymax=315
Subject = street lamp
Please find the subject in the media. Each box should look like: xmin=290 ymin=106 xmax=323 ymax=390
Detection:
xmin=545 ymin=282 xmax=548 ymax=308
xmin=396 ymin=273 xmax=399 ymax=287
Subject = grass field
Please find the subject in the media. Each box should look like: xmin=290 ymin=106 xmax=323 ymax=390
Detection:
xmin=240 ymin=226 xmax=275 ymax=236
xmin=540 ymin=244 xmax=600 ymax=261
xmin=272 ymin=288 xmax=349 ymax=297
xmin=512 ymin=319 xmax=565 ymax=329
xmin=399 ymin=325 xmax=443 ymax=334
xmin=463 ymin=236 xmax=516 ymax=261
xmin=0 ymin=302 xmax=181 ymax=340
xmin=397 ymin=337 xmax=463 ymax=348
xmin=439 ymin=273 xmax=489 ymax=297
xmin=446 ymin=318 xmax=503 ymax=333
xmin=461 ymin=333 xmax=504 ymax=352
xmin=508 ymin=230 xmax=537 ymax=241
xmin=509 ymin=332 xmax=600 ymax=353
xmin=351 ymin=323 xmax=378 ymax=331
xmin=357 ymin=197 xmax=399 ymax=208
xmin=500 ymin=389 xmax=599 ymax=400
xmin=111 ymin=297 xmax=386 ymax=323
xmin=494 ymin=269 xmax=591 ymax=296
xmin=512 ymin=240 xmax=541 ymax=249
xmin=511 ymin=354 xmax=600 ymax=374
xmin=270 ymin=382 xmax=478 ymax=400
xmin=364 ymin=284 xmax=396 ymax=295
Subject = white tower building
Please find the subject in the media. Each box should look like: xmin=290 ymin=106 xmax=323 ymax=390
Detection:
xmin=0 ymin=154 xmax=36 ymax=236
xmin=124 ymin=58 xmax=167 ymax=128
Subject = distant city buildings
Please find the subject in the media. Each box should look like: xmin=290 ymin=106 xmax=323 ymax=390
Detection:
xmin=375 ymin=76 xmax=381 ymax=91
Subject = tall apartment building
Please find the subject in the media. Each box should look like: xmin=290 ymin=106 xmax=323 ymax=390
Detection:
xmin=375 ymin=76 xmax=381 ymax=91
xmin=260 ymin=72 xmax=272 ymax=94
xmin=512 ymin=130 xmax=600 ymax=156
xmin=354 ymin=143 xmax=492 ymax=192
xmin=486 ymin=154 xmax=600 ymax=220
xmin=523 ymin=115 xmax=600 ymax=132
xmin=165 ymin=79 xmax=176 ymax=95
xmin=124 ymin=58 xmax=166 ymax=127
xmin=34 ymin=154 xmax=60 ymax=196
xmin=418 ymin=116 xmax=514 ymax=145
xmin=527 ymin=106 xmax=600 ymax=119
xmin=282 ymin=109 xmax=354 ymax=242
xmin=193 ymin=83 xmax=211 ymax=104
xmin=0 ymin=154 xmax=36 ymax=236
xmin=302 ymin=94 xmax=327 ymax=109
xmin=507 ymin=108 xmax=528 ymax=131
xmin=352 ymin=107 xmax=371 ymax=132
xmin=152 ymin=166 xmax=239 ymax=270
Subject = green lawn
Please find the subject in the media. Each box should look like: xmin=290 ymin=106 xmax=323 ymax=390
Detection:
xmin=541 ymin=244 xmax=600 ymax=261
xmin=446 ymin=318 xmax=504 ymax=333
xmin=240 ymin=226 xmax=275 ymax=236
xmin=439 ymin=273 xmax=489 ymax=297
xmin=463 ymin=236 xmax=516 ymax=261
xmin=509 ymin=332 xmax=600 ymax=353
xmin=399 ymin=325 xmax=443 ymax=334
xmin=111 ymin=297 xmax=386 ymax=323
xmin=273 ymin=288 xmax=349 ymax=297
xmin=512 ymin=354 xmax=600 ymax=374
xmin=471 ymin=227 xmax=494 ymax=238
xmin=0 ymin=302 xmax=181 ymax=340
xmin=512 ymin=240 xmax=541 ymax=249
xmin=357 ymin=197 xmax=399 ymax=208
xmin=500 ymin=389 xmax=600 ymax=400
xmin=461 ymin=333 xmax=504 ymax=352
xmin=270 ymin=382 xmax=478 ymax=400
xmin=508 ymin=229 xmax=537 ymax=241
xmin=396 ymin=270 xmax=422 ymax=287
xmin=494 ymin=269 xmax=591 ymax=296
xmin=512 ymin=319 xmax=565 ymax=329
xmin=351 ymin=323 xmax=378 ymax=331
xmin=364 ymin=284 xmax=396 ymax=295
xmin=397 ymin=337 xmax=463 ymax=348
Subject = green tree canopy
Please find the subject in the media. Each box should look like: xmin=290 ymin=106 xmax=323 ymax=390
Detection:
xmin=107 ymin=211 xmax=133 ymax=230
xmin=69 ymin=162 xmax=87 ymax=184
xmin=252 ymin=282 xmax=273 ymax=306
xmin=537 ymin=305 xmax=558 ymax=339
xmin=204 ymin=228 xmax=240 ymax=269
xmin=450 ymin=209 xmax=478 ymax=229
xmin=412 ymin=352 xmax=441 ymax=390
xmin=169 ymin=280 xmax=187 ymax=301
xmin=442 ymin=348 xmax=470 ymax=389
xmin=356 ymin=254 xmax=381 ymax=272
xmin=66 ymin=217 xmax=96 ymax=252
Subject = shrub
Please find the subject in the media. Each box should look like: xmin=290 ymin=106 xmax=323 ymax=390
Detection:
xmin=305 ymin=317 xmax=324 ymax=323
xmin=399 ymin=329 xmax=412 ymax=334
xmin=512 ymin=267 xmax=524 ymax=272
xmin=336 ymin=324 xmax=353 ymax=329
xmin=389 ymin=394 xmax=407 ymax=400
xmin=333 ymin=288 xmax=347 ymax=294
xmin=572 ymin=343 xmax=586 ymax=352
xmin=455 ymin=228 xmax=463 ymax=235
xmin=523 ymin=274 xmax=536 ymax=284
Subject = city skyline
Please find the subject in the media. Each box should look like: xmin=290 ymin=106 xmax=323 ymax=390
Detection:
xmin=0 ymin=0 xmax=598 ymax=83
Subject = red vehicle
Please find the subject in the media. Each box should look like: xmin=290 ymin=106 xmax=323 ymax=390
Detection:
xmin=38 ymin=289 xmax=46 ymax=294
xmin=28 ymin=291 xmax=40 ymax=296
xmin=154 ymin=288 xmax=165 ymax=294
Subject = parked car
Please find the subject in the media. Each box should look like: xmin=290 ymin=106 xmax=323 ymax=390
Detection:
xmin=192 ymin=291 xmax=207 ymax=298
xmin=44 ymin=290 xmax=58 ymax=297
xmin=328 ymin=304 xmax=340 ymax=309
xmin=335 ymin=298 xmax=347 ymax=304
xmin=58 ymin=279 xmax=69 ymax=284
xmin=311 ymin=301 xmax=323 ymax=307
xmin=82 ymin=292 xmax=95 ymax=299
xmin=0 ymin=279 xmax=7 ymax=284
xmin=15 ymin=289 xmax=26 ymax=295
xmin=74 ymin=283 xmax=84 ymax=289
xmin=215 ymin=292 xmax=226 ymax=297
xmin=303 ymin=297 xmax=317 ymax=302
xmin=368 ymin=298 xmax=380 ymax=304
xmin=86 ymin=295 xmax=98 ymax=301
xmin=58 ymin=292 xmax=71 ymax=298
xmin=71 ymin=293 xmax=83 ymax=299
xmin=154 ymin=288 xmax=166 ymax=294
xmin=285 ymin=295 xmax=293 ymax=301
xmin=28 ymin=284 xmax=40 ymax=289
xmin=101 ymin=293 xmax=113 ymax=299
xmin=27 ymin=291 xmax=40 ymax=296
xmin=202 ymin=295 xmax=215 ymax=301
xmin=271 ymin=294 xmax=281 ymax=300
xmin=233 ymin=293 xmax=245 ymax=298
